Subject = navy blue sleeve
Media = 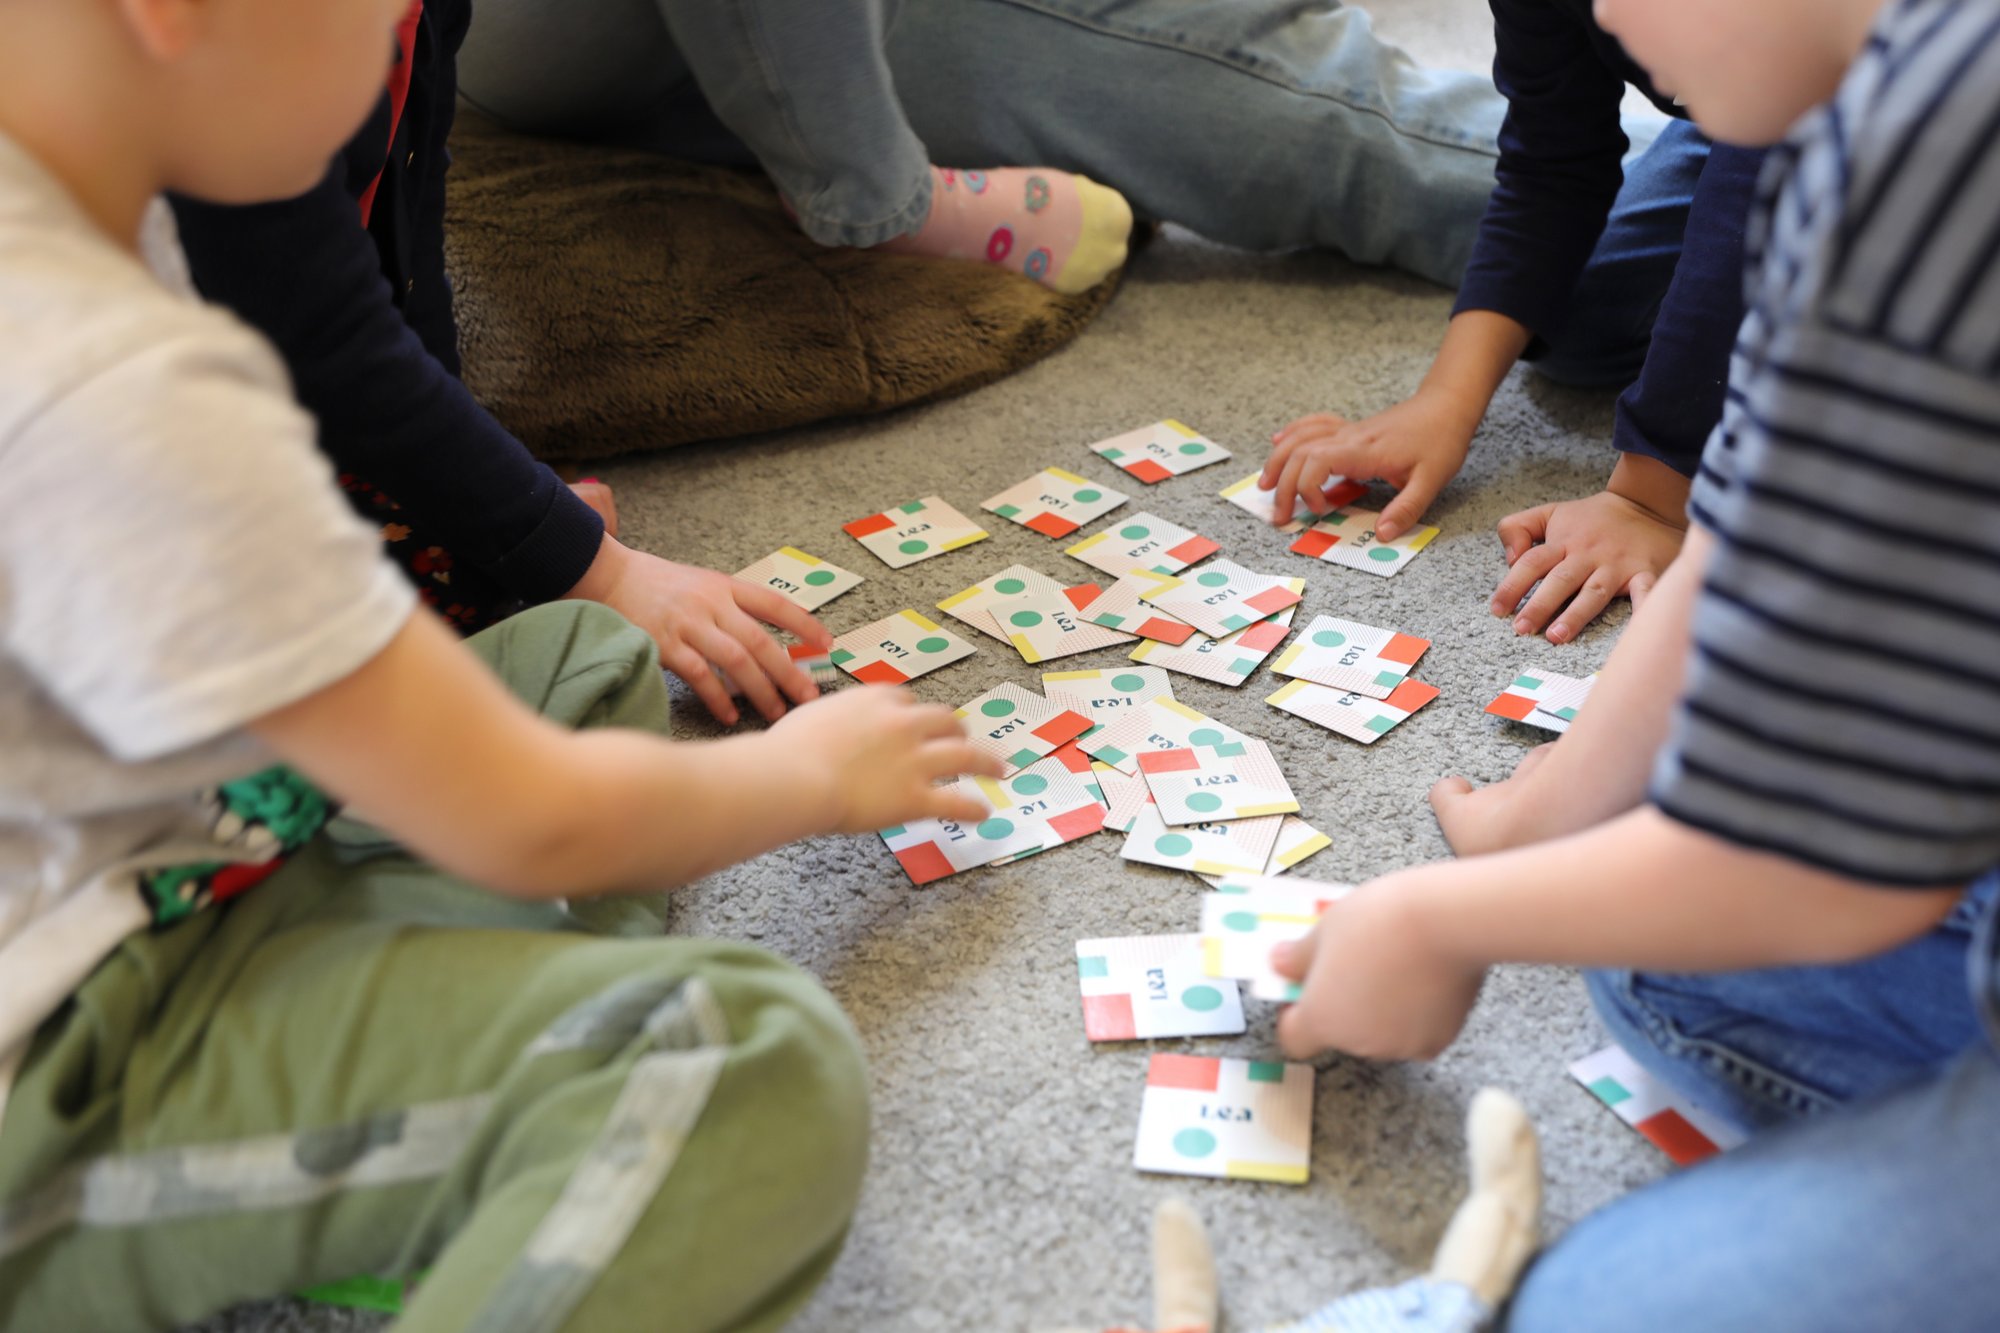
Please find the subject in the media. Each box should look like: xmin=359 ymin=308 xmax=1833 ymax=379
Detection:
xmin=1452 ymin=0 xmax=1631 ymax=338
xmin=1610 ymin=144 xmax=1765 ymax=477
xmin=168 ymin=167 xmax=604 ymax=606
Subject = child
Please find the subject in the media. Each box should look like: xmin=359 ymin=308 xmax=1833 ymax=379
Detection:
xmin=0 ymin=1 xmax=1000 ymax=1326
xmin=1261 ymin=0 xmax=1764 ymax=648
xmin=1273 ymin=0 xmax=2000 ymax=1327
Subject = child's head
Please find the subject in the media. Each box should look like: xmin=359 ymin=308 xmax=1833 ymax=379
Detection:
xmin=1595 ymin=0 xmax=1888 ymax=144
xmin=1 ymin=0 xmax=408 ymax=206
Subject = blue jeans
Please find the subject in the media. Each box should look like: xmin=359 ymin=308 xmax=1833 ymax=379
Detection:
xmin=1505 ymin=872 xmax=2000 ymax=1331
xmin=457 ymin=0 xmax=1511 ymax=285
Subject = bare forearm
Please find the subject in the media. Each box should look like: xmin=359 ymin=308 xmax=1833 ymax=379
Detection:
xmin=1408 ymin=806 xmax=1962 ymax=973
xmin=1419 ymin=310 xmax=1533 ymax=425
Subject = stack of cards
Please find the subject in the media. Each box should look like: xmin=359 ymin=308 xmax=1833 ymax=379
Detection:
xmin=1081 ymin=697 xmax=1253 ymax=773
xmin=1270 ymin=615 xmax=1431 ymax=698
xmin=1219 ymin=473 xmax=1367 ymax=534
xmin=1138 ymin=739 xmax=1299 ymax=823
xmin=843 ymin=497 xmax=988 ymax=567
xmin=1075 ymin=935 xmax=1246 ymax=1041
xmin=955 ymin=682 xmax=1093 ymax=774
xmin=1194 ymin=814 xmax=1331 ymax=888
xmin=1133 ymin=1054 xmax=1313 ymax=1184
xmin=1129 ymin=580 xmax=1303 ymax=688
xmin=879 ymin=749 xmax=1107 ymax=886
xmin=831 ymin=611 xmax=976 ymax=684
xmin=1076 ymin=573 xmax=1198 ymax=644
xmin=1136 ymin=559 xmax=1303 ymax=639
xmin=937 ymin=566 xmax=1135 ymax=658
xmin=982 ymin=467 xmax=1128 ymax=539
xmin=1090 ymin=420 xmax=1233 ymax=484
xmin=1486 ymin=671 xmax=1598 ymax=733
xmin=1289 ymin=506 xmax=1438 ymax=577
xmin=1041 ymin=665 xmax=1175 ymax=739
xmin=1266 ymin=676 xmax=1441 ymax=744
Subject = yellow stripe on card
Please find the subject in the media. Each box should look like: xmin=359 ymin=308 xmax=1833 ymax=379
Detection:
xmin=1404 ymin=527 xmax=1439 ymax=553
xmin=971 ymin=775 xmax=1008 ymax=807
xmin=1266 ymin=680 xmax=1310 ymax=705
xmin=1238 ymin=802 xmax=1300 ymax=818
xmin=1065 ymin=532 xmax=1109 ymax=555
xmin=1157 ymin=699 xmax=1205 ymax=722
xmin=1272 ymin=643 xmax=1305 ymax=673
xmin=1009 ymin=634 xmax=1043 ymax=664
xmin=1226 ymin=1161 xmax=1309 ymax=1185
xmin=898 ymin=610 xmax=944 ymax=631
xmin=777 ymin=546 xmax=821 ymax=565
xmin=1201 ymin=937 xmax=1227 ymax=978
xmin=1047 ymin=466 xmax=1088 ymax=485
xmin=1128 ymin=642 xmax=1158 ymax=662
xmin=1220 ymin=475 xmax=1256 ymax=498
xmin=939 ymin=532 xmax=989 ymax=551
xmin=1163 ymin=419 xmax=1197 ymax=438
xmin=936 ymin=585 xmax=984 ymax=611
xmin=1042 ymin=670 xmax=1099 ymax=682
xmin=1276 ymin=833 xmax=1332 ymax=868
xmin=1193 ymin=858 xmax=1265 ymax=877
xmin=1284 ymin=578 xmax=1306 ymax=594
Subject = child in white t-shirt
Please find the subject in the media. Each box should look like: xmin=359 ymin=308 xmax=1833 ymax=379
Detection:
xmin=0 ymin=1 xmax=998 ymax=1325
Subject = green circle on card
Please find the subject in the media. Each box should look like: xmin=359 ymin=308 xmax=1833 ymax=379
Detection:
xmin=1223 ymin=910 xmax=1260 ymax=933
xmin=995 ymin=577 xmax=1027 ymax=594
xmin=1010 ymin=611 xmax=1043 ymax=629
xmin=1312 ymin=629 xmax=1347 ymax=648
xmin=1154 ymin=833 xmax=1194 ymax=857
xmin=916 ymin=637 xmax=950 ymax=653
xmin=981 ymin=698 xmax=1016 ymax=718
xmin=1368 ymin=546 xmax=1400 ymax=562
xmin=1012 ymin=773 xmax=1049 ymax=796
xmin=1197 ymin=571 xmax=1230 ymax=588
xmin=899 ymin=539 xmax=928 ymax=555
xmin=1173 ymin=1128 xmax=1218 ymax=1159
xmin=1179 ymin=442 xmax=1207 ymax=455
xmin=1074 ymin=489 xmax=1102 ymax=503
xmin=1186 ymin=792 xmax=1224 ymax=814
xmin=1120 ymin=524 xmax=1151 ymax=540
xmin=1189 ymin=728 xmax=1226 ymax=746
xmin=975 ymin=817 xmax=1015 ymax=840
xmin=1182 ymin=985 xmax=1224 ymax=1012
xmin=1111 ymin=673 xmax=1147 ymax=692
xmin=803 ymin=569 xmax=837 ymax=586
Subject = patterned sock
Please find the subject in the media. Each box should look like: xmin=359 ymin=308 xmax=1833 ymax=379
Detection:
xmin=882 ymin=165 xmax=1132 ymax=294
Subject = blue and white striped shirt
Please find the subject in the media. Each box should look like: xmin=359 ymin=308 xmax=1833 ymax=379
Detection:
xmin=1648 ymin=0 xmax=2000 ymax=1036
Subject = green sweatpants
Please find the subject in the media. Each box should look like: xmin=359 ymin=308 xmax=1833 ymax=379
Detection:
xmin=0 ymin=603 xmax=870 ymax=1332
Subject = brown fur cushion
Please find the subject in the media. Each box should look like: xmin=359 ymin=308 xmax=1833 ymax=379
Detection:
xmin=442 ymin=113 xmax=1123 ymax=463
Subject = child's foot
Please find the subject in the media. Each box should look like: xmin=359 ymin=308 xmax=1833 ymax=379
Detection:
xmin=881 ymin=165 xmax=1132 ymax=294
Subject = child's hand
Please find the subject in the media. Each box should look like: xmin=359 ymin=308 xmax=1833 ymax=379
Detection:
xmin=1271 ymin=878 xmax=1486 ymax=1062
xmin=567 ymin=537 xmax=833 ymax=726
xmin=773 ymin=687 xmax=1004 ymax=833
xmin=1429 ymin=746 xmax=1557 ymax=858
xmin=1491 ymin=455 xmax=1690 ymax=644
xmin=1263 ymin=388 xmax=1480 ymax=540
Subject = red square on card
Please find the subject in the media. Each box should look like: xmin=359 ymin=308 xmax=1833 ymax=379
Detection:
xmin=1484 ymin=691 xmax=1539 ymax=722
xmin=1244 ymin=585 xmax=1302 ymax=617
xmin=843 ymin=512 xmax=895 ymax=538
xmin=1167 ymin=535 xmax=1221 ymax=564
xmin=1139 ymin=617 xmax=1197 ymax=645
xmin=1147 ymin=1053 xmax=1221 ymax=1091
xmin=1033 ymin=710 xmax=1094 ymax=747
xmin=1048 ymin=802 xmax=1106 ymax=843
xmin=1125 ymin=459 xmax=1174 ymax=484
xmin=1137 ymin=748 xmax=1201 ymax=775
xmin=1638 ymin=1109 xmax=1722 ymax=1167
xmin=1380 ymin=632 xmax=1430 ymax=666
xmin=1025 ymin=511 xmax=1080 ymax=539
xmin=893 ymin=841 xmax=955 ymax=886
xmin=852 ymin=661 xmax=911 ymax=686
xmin=1385 ymin=679 xmax=1441 ymax=712
xmin=1237 ymin=620 xmax=1291 ymax=653
xmin=1082 ymin=993 xmax=1138 ymax=1040
xmin=1290 ymin=529 xmax=1338 ymax=559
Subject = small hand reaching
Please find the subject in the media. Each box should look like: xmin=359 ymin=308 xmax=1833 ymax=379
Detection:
xmin=773 ymin=686 xmax=1004 ymax=832
xmin=1263 ymin=388 xmax=1480 ymax=540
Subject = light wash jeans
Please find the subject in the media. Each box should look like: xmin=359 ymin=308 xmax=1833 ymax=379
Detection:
xmin=456 ymin=0 xmax=1511 ymax=286
xmin=1503 ymin=871 xmax=2000 ymax=1332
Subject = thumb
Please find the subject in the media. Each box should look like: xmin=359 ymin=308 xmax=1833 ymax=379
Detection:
xmin=1270 ymin=935 xmax=1311 ymax=980
xmin=1376 ymin=472 xmax=1440 ymax=544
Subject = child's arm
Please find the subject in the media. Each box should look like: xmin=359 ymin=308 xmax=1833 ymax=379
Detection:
xmin=1430 ymin=523 xmax=1714 ymax=857
xmin=1273 ymin=807 xmax=1966 ymax=1061
xmin=1262 ymin=310 xmax=1529 ymax=539
xmin=252 ymin=609 xmax=999 ymax=898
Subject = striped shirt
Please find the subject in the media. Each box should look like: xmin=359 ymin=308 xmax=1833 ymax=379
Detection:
xmin=1649 ymin=0 xmax=2000 ymax=1035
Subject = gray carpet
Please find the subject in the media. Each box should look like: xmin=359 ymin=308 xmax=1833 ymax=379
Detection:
xmin=190 ymin=8 xmax=1678 ymax=1333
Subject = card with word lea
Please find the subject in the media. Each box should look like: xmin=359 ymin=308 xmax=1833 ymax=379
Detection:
xmin=1121 ymin=802 xmax=1283 ymax=877
xmin=1134 ymin=1054 xmax=1314 ymax=1185
xmin=982 ymin=467 xmax=1129 ymax=539
xmin=1065 ymin=512 xmax=1222 ymax=580
xmin=1139 ymin=559 xmax=1303 ymax=640
xmin=1219 ymin=472 xmax=1368 ymax=534
xmin=1486 ymin=671 xmax=1597 ymax=733
xmin=1196 ymin=814 xmax=1331 ymax=888
xmin=880 ymin=783 xmax=1050 ymax=885
xmin=937 ymin=565 xmax=1074 ymax=641
xmin=1200 ymin=877 xmax=1353 ymax=1001
xmin=1289 ymin=506 xmax=1439 ymax=576
xmin=843 ymin=496 xmax=988 ymax=569
xmin=971 ymin=751 xmax=1109 ymax=867
xmin=733 ymin=547 xmax=863 ymax=612
xmin=1139 ymin=738 xmax=1299 ymax=825
xmin=1129 ymin=583 xmax=1301 ymax=688
xmin=1081 ymin=697 xmax=1254 ymax=774
xmin=1041 ymin=665 xmax=1175 ymax=735
xmin=1077 ymin=572 xmax=1200 ymax=644
xmin=991 ymin=589 xmax=1135 ymax=663
xmin=1266 ymin=677 xmax=1440 ymax=744
xmin=955 ymin=682 xmax=1093 ymax=775
xmin=1569 ymin=1044 xmax=1747 ymax=1167
xmin=1270 ymin=615 xmax=1431 ymax=700
xmin=1090 ymin=420 xmax=1233 ymax=484
xmin=1075 ymin=935 xmax=1247 ymax=1042
xmin=831 ymin=611 xmax=975 ymax=684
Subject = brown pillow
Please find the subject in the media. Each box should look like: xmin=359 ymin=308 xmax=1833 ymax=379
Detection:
xmin=443 ymin=113 xmax=1123 ymax=462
